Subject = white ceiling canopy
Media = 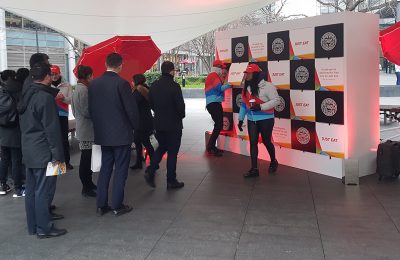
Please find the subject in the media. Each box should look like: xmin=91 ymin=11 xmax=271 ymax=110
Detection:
xmin=0 ymin=0 xmax=275 ymax=52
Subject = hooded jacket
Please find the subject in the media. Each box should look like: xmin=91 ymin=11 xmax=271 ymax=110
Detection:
xmin=52 ymin=76 xmax=72 ymax=117
xmin=0 ymin=78 xmax=22 ymax=147
xmin=19 ymin=83 xmax=64 ymax=168
xmin=204 ymin=67 xmax=231 ymax=106
xmin=239 ymin=79 xmax=280 ymax=122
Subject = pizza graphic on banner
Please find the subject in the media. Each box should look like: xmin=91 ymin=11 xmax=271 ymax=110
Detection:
xmin=290 ymin=59 xmax=315 ymax=90
xmin=275 ymin=89 xmax=290 ymax=119
xmin=315 ymin=91 xmax=344 ymax=125
xmin=268 ymin=31 xmax=290 ymax=61
xmin=315 ymin=23 xmax=344 ymax=58
xmin=291 ymin=120 xmax=316 ymax=153
xmin=232 ymin=88 xmax=243 ymax=113
xmin=232 ymin=36 xmax=249 ymax=63
xmin=222 ymin=112 xmax=234 ymax=132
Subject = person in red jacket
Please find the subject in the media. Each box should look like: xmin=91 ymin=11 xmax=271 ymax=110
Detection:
xmin=204 ymin=60 xmax=231 ymax=156
xmin=51 ymin=65 xmax=73 ymax=170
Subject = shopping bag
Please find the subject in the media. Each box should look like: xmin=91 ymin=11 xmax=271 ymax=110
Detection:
xmin=150 ymin=134 xmax=158 ymax=150
xmin=91 ymin=145 xmax=102 ymax=172
xmin=46 ymin=162 xmax=67 ymax=176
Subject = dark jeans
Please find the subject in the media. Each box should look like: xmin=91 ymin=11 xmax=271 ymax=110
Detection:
xmin=134 ymin=131 xmax=154 ymax=164
xmin=148 ymin=130 xmax=182 ymax=183
xmin=25 ymin=168 xmax=54 ymax=234
xmin=59 ymin=116 xmax=70 ymax=165
xmin=396 ymin=72 xmax=400 ymax=85
xmin=206 ymin=102 xmax=223 ymax=150
xmin=247 ymin=119 xmax=276 ymax=169
xmin=96 ymin=145 xmax=130 ymax=210
xmin=79 ymin=149 xmax=94 ymax=190
xmin=0 ymin=146 xmax=23 ymax=189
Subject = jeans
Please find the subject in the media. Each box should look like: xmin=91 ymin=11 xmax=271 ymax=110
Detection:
xmin=96 ymin=145 xmax=131 ymax=210
xmin=59 ymin=116 xmax=70 ymax=165
xmin=25 ymin=168 xmax=54 ymax=234
xmin=148 ymin=130 xmax=182 ymax=183
xmin=247 ymin=118 xmax=276 ymax=169
xmin=396 ymin=72 xmax=400 ymax=86
xmin=206 ymin=102 xmax=223 ymax=150
xmin=0 ymin=146 xmax=24 ymax=189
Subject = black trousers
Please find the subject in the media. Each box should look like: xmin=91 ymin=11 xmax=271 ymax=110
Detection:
xmin=59 ymin=116 xmax=70 ymax=165
xmin=79 ymin=149 xmax=94 ymax=190
xmin=134 ymin=131 xmax=154 ymax=164
xmin=148 ymin=130 xmax=182 ymax=183
xmin=206 ymin=102 xmax=223 ymax=150
xmin=25 ymin=168 xmax=55 ymax=234
xmin=0 ymin=146 xmax=24 ymax=189
xmin=247 ymin=119 xmax=276 ymax=169
xmin=96 ymin=145 xmax=130 ymax=210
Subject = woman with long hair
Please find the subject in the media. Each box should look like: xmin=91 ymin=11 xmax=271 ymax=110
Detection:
xmin=130 ymin=74 xmax=155 ymax=169
xmin=71 ymin=65 xmax=97 ymax=197
xmin=238 ymin=64 xmax=280 ymax=177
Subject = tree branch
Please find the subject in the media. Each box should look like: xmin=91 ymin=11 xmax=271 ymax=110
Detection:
xmin=348 ymin=0 xmax=365 ymax=11
xmin=358 ymin=0 xmax=396 ymax=12
xmin=316 ymin=0 xmax=344 ymax=12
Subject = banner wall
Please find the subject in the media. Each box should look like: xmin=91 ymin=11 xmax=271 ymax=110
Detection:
xmin=214 ymin=12 xmax=379 ymax=178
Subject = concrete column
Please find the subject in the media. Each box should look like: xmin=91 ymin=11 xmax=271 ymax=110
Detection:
xmin=67 ymin=36 xmax=77 ymax=85
xmin=397 ymin=0 xmax=400 ymax=22
xmin=0 ymin=9 xmax=7 ymax=71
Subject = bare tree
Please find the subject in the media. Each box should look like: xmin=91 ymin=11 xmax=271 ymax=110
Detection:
xmin=171 ymin=0 xmax=295 ymax=74
xmin=316 ymin=0 xmax=396 ymax=12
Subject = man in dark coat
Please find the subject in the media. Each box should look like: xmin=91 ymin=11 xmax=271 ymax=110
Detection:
xmin=144 ymin=61 xmax=185 ymax=190
xmin=21 ymin=53 xmax=62 ymax=219
xmin=0 ymin=68 xmax=29 ymax=197
xmin=19 ymin=62 xmax=67 ymax=238
xmin=88 ymin=52 xmax=139 ymax=217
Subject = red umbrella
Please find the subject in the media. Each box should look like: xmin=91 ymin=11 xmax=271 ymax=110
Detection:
xmin=380 ymin=22 xmax=400 ymax=65
xmin=74 ymin=36 xmax=161 ymax=82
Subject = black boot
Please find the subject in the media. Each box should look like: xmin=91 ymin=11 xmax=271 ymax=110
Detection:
xmin=82 ymin=188 xmax=96 ymax=197
xmin=243 ymin=168 xmax=259 ymax=178
xmin=268 ymin=160 xmax=279 ymax=174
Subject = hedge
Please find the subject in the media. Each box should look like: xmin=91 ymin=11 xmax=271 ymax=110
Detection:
xmin=144 ymin=72 xmax=206 ymax=88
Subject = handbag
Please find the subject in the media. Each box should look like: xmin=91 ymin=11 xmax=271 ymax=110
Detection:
xmin=91 ymin=145 xmax=102 ymax=172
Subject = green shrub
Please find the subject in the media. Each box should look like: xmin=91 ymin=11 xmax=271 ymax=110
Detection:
xmin=144 ymin=72 xmax=161 ymax=85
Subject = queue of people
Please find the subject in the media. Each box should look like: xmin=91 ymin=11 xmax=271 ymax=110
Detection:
xmin=0 ymin=53 xmax=280 ymax=239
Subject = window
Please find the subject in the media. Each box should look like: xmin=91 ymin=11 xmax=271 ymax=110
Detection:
xmin=5 ymin=12 xmax=22 ymax=28
xmin=22 ymin=18 xmax=46 ymax=32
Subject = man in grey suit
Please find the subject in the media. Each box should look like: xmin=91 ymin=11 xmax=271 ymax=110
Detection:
xmin=89 ymin=53 xmax=139 ymax=216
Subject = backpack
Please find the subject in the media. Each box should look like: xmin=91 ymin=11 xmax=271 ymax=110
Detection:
xmin=0 ymin=87 xmax=18 ymax=127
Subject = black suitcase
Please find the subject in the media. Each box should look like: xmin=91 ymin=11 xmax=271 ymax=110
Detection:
xmin=376 ymin=140 xmax=400 ymax=180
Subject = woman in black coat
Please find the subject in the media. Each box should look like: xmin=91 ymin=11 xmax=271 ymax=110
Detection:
xmin=0 ymin=68 xmax=29 ymax=197
xmin=130 ymin=74 xmax=155 ymax=169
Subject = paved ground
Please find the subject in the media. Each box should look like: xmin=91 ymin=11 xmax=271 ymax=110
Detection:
xmin=380 ymin=71 xmax=397 ymax=86
xmin=1 ymin=99 xmax=400 ymax=260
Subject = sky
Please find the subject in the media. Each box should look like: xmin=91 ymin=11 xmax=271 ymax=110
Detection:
xmin=280 ymin=0 xmax=319 ymax=17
